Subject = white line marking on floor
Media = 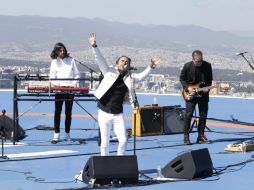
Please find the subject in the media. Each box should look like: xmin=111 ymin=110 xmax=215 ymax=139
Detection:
xmin=6 ymin=150 xmax=78 ymax=158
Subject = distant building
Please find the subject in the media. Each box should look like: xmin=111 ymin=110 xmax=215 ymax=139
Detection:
xmin=2 ymin=69 xmax=16 ymax=80
xmin=219 ymin=83 xmax=230 ymax=95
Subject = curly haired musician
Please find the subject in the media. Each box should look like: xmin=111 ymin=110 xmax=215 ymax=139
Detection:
xmin=180 ymin=50 xmax=213 ymax=144
xmin=49 ymin=42 xmax=80 ymax=144
xmin=88 ymin=33 xmax=160 ymax=156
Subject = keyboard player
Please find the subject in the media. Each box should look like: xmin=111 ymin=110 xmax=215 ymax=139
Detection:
xmin=49 ymin=42 xmax=80 ymax=144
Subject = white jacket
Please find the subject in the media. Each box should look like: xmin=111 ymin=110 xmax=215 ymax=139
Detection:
xmin=92 ymin=47 xmax=152 ymax=103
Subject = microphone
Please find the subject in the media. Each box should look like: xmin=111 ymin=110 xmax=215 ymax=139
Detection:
xmin=236 ymin=51 xmax=248 ymax=56
xmin=129 ymin=67 xmax=137 ymax=71
xmin=2 ymin=109 xmax=6 ymax=115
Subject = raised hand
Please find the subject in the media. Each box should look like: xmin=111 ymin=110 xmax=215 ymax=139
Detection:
xmin=150 ymin=56 xmax=161 ymax=69
xmin=88 ymin=33 xmax=97 ymax=47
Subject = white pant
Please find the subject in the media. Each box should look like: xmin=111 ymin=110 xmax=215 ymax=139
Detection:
xmin=98 ymin=109 xmax=127 ymax=156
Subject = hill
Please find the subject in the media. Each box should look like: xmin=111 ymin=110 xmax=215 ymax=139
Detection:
xmin=0 ymin=15 xmax=253 ymax=53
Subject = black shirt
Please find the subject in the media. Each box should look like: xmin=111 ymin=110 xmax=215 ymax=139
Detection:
xmin=180 ymin=60 xmax=213 ymax=100
xmin=180 ymin=60 xmax=213 ymax=91
xmin=194 ymin=65 xmax=204 ymax=85
xmin=98 ymin=74 xmax=128 ymax=114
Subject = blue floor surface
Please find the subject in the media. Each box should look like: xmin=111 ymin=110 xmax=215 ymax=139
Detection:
xmin=1 ymin=124 xmax=254 ymax=190
xmin=1 ymin=92 xmax=254 ymax=190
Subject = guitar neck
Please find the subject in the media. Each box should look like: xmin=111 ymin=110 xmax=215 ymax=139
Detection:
xmin=196 ymin=85 xmax=216 ymax=92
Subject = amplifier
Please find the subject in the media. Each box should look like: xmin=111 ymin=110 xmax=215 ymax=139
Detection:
xmin=163 ymin=106 xmax=185 ymax=134
xmin=132 ymin=106 xmax=163 ymax=136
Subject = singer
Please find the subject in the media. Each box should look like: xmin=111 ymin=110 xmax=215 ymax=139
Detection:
xmin=49 ymin=42 xmax=80 ymax=144
xmin=88 ymin=33 xmax=160 ymax=156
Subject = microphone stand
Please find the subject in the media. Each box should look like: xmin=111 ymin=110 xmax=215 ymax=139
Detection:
xmin=240 ymin=54 xmax=254 ymax=71
xmin=0 ymin=110 xmax=9 ymax=159
xmin=73 ymin=58 xmax=100 ymax=89
xmin=73 ymin=58 xmax=102 ymax=145
xmin=129 ymin=70 xmax=140 ymax=156
xmin=189 ymin=107 xmax=198 ymax=133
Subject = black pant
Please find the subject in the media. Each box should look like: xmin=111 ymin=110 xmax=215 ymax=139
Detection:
xmin=184 ymin=97 xmax=208 ymax=136
xmin=54 ymin=94 xmax=74 ymax=133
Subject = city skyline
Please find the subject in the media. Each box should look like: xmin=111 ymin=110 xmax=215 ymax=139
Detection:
xmin=0 ymin=0 xmax=254 ymax=32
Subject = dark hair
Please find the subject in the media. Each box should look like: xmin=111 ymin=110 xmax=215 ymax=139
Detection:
xmin=192 ymin=50 xmax=203 ymax=59
xmin=116 ymin=56 xmax=131 ymax=65
xmin=50 ymin=42 xmax=69 ymax=59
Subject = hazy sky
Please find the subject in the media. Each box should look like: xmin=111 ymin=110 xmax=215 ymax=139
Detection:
xmin=0 ymin=0 xmax=253 ymax=31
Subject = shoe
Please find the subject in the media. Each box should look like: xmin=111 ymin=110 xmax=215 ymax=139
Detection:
xmin=197 ymin=134 xmax=210 ymax=144
xmin=184 ymin=135 xmax=191 ymax=145
xmin=64 ymin=133 xmax=71 ymax=141
xmin=51 ymin=133 xmax=60 ymax=144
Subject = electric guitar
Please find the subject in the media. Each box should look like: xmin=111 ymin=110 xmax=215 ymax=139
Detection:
xmin=182 ymin=84 xmax=218 ymax=101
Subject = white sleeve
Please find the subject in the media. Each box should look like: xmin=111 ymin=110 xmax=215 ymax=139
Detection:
xmin=92 ymin=47 xmax=109 ymax=74
xmin=49 ymin=60 xmax=59 ymax=86
xmin=132 ymin=66 xmax=152 ymax=81
xmin=49 ymin=60 xmax=57 ymax=79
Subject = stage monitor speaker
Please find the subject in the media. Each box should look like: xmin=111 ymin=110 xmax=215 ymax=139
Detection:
xmin=132 ymin=106 xmax=163 ymax=136
xmin=0 ymin=115 xmax=25 ymax=140
xmin=162 ymin=148 xmax=213 ymax=179
xmin=163 ymin=106 xmax=185 ymax=134
xmin=82 ymin=155 xmax=139 ymax=185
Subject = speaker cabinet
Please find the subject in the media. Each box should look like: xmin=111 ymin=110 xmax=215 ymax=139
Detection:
xmin=162 ymin=148 xmax=213 ymax=179
xmin=82 ymin=155 xmax=139 ymax=185
xmin=132 ymin=106 xmax=163 ymax=136
xmin=163 ymin=106 xmax=185 ymax=134
xmin=0 ymin=115 xmax=25 ymax=140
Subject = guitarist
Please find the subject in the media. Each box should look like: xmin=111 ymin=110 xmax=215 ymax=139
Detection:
xmin=180 ymin=50 xmax=213 ymax=144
